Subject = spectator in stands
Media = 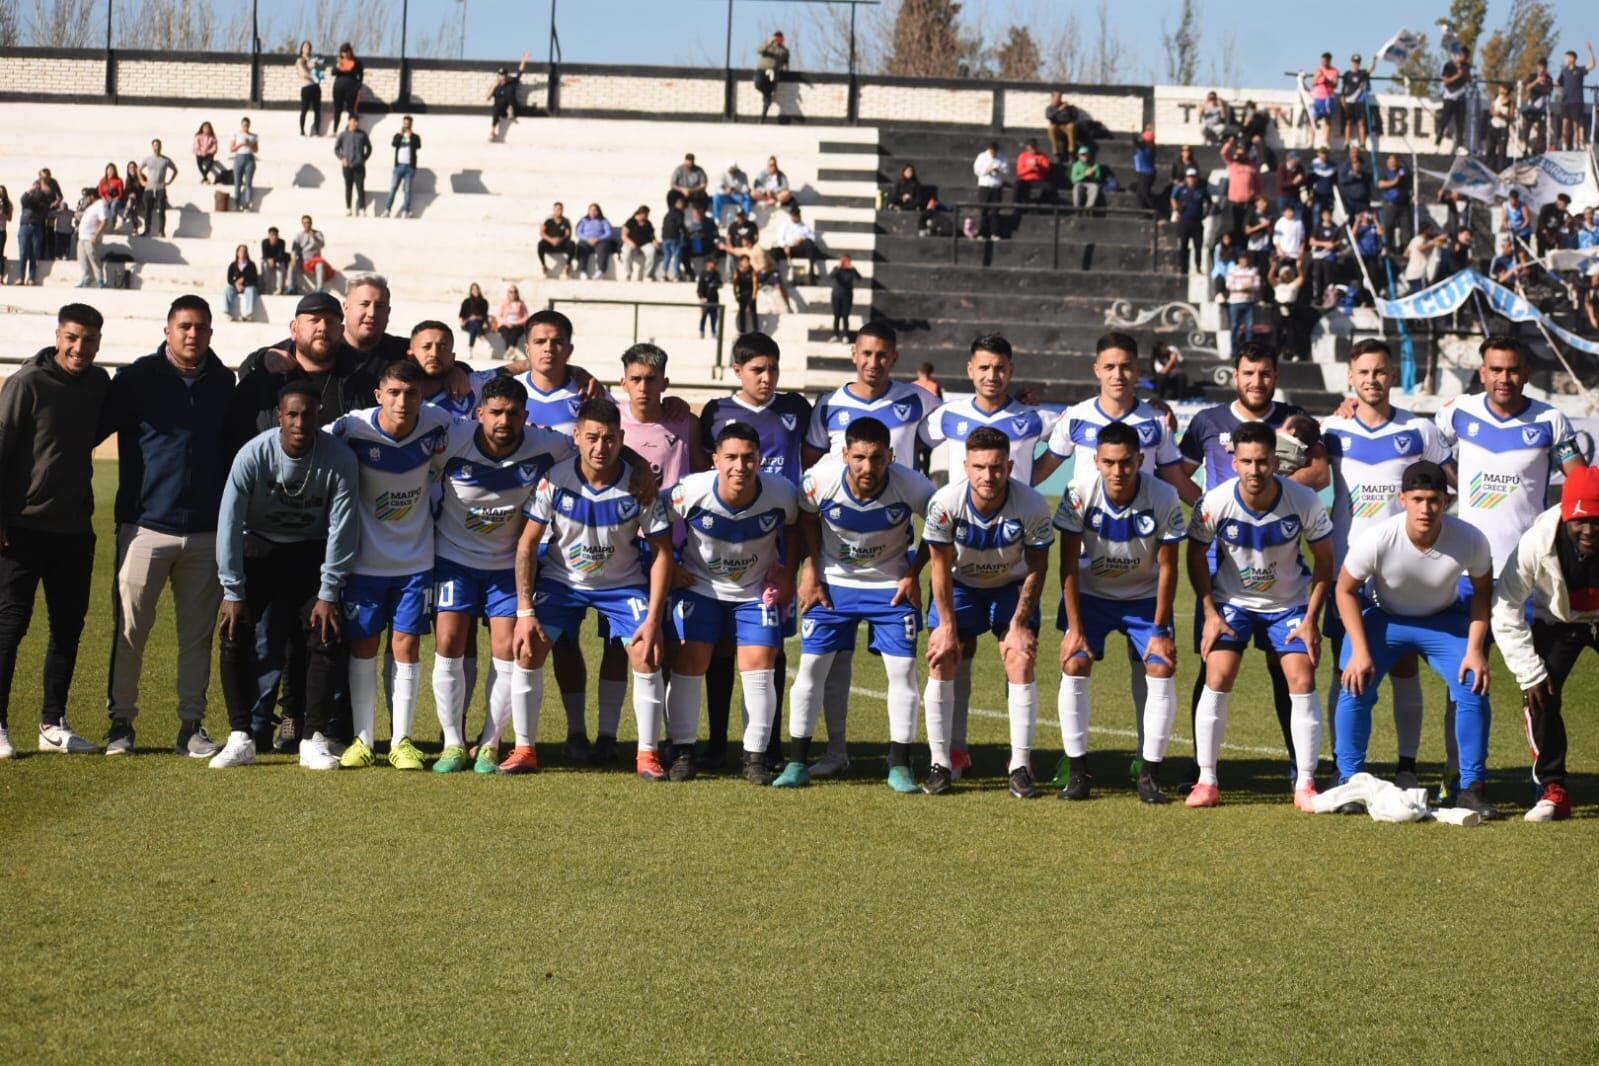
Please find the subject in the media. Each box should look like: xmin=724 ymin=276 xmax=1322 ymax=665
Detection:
xmin=1221 ymin=135 xmax=1257 ymax=237
xmin=35 ymin=169 xmax=63 ymax=259
xmin=1131 ymin=125 xmax=1157 ymax=212
xmin=726 ymin=241 xmax=791 ymax=312
xmin=1199 ymin=91 xmax=1228 ymax=145
xmin=16 ymin=179 xmax=46 ymax=285
xmin=1522 ymin=60 xmax=1554 ymax=153
xmin=573 ymin=203 xmax=618 ymax=280
xmin=1403 ymin=221 xmax=1446 ymax=294
xmin=1307 ymin=147 xmax=1336 ymax=228
xmin=913 ymin=362 xmax=943 ymax=400
xmin=752 ymin=156 xmax=793 ymax=208
xmin=1152 ymin=343 xmax=1186 ymax=399
xmin=1485 ymin=84 xmax=1512 ymax=170
xmin=538 ymin=202 xmax=575 ymax=278
xmin=918 ymin=194 xmax=952 ymax=238
xmin=458 ymin=283 xmax=489 ymax=351
xmin=1336 ymin=145 xmax=1372 ymax=216
xmin=1558 ymin=45 xmax=1595 ymax=151
xmin=121 ymin=160 xmax=143 ymax=233
xmin=1171 ymin=168 xmax=1210 ymax=273
xmin=139 ymin=140 xmax=176 ymax=239
xmin=732 ymin=255 xmax=758 ymax=334
xmin=1435 ymin=46 xmax=1472 ymax=152
xmin=96 ymin=164 xmax=125 ymax=231
xmin=193 ymin=122 xmax=221 ymax=185
xmin=1310 ymin=53 xmax=1338 ymax=148
xmin=696 ymin=260 xmax=722 ymax=337
xmin=292 ymin=215 xmax=332 ymax=293
xmin=261 ymin=226 xmax=289 ymax=294
xmin=1536 ymin=193 xmax=1572 ymax=255
xmin=487 ymin=53 xmax=531 ymax=142
xmin=684 ymin=203 xmax=720 ymax=279
xmin=1225 ymin=244 xmax=1261 ymax=349
xmin=1586 ymin=266 xmax=1599 ymax=330
xmin=1339 ymin=54 xmax=1372 ymax=146
xmin=296 ymin=41 xmax=324 ymax=136
xmin=1488 ymin=235 xmax=1518 ymax=285
xmin=1271 ymin=263 xmax=1306 ymax=355
xmin=0 ymin=185 xmax=9 ymax=284
xmin=755 ymin=32 xmax=789 ymax=123
xmin=384 ymin=115 xmax=421 ymax=219
xmin=713 ymin=162 xmax=753 ymax=223
xmin=1070 ymin=146 xmax=1102 ymax=209
xmin=973 ymin=140 xmax=1007 ymax=240
xmin=1308 ymin=207 xmax=1342 ymax=304
xmin=52 ymin=192 xmax=78 ymax=262
xmin=334 ymin=115 xmax=370 ymax=216
xmin=828 ymin=254 xmax=861 ymax=343
xmin=1015 ymin=140 xmax=1052 ymax=205
xmin=670 ymin=153 xmax=710 ymax=213
xmin=1502 ymin=189 xmax=1533 ymax=247
xmin=659 ymin=194 xmax=685 ymax=281
xmin=1045 ymin=92 xmax=1084 ymax=158
xmin=1438 ymin=226 xmax=1475 ymax=281
xmin=230 ymin=117 xmax=258 ymax=212
xmin=1169 ymin=144 xmax=1199 ymax=188
xmin=1275 ymin=151 xmax=1307 ymax=216
xmin=1237 ymin=101 xmax=1280 ymax=171
xmin=622 ymin=205 xmax=659 ymax=281
xmin=1245 ymin=194 xmax=1274 ymax=269
xmin=1377 ymin=153 xmax=1411 ymax=253
xmin=1351 ymin=208 xmax=1387 ymax=300
xmin=889 ymin=164 xmax=923 ymax=210
xmin=75 ymin=188 xmax=110 ymax=289
xmin=1210 ymin=232 xmax=1239 ymax=300
xmin=331 ymin=43 xmax=363 ymax=131
xmin=1576 ymin=207 xmax=1599 ymax=249
xmin=492 ymin=286 xmax=529 ymax=351
xmin=724 ymin=206 xmax=759 ymax=257
xmin=777 ymin=207 xmax=823 ymax=280
xmin=224 ymin=243 xmax=260 ymax=320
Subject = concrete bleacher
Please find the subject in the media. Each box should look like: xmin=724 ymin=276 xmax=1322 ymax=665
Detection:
xmin=0 ymin=102 xmax=879 ymax=393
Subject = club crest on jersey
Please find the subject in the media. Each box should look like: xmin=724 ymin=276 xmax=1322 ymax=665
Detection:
xmin=1013 ymin=417 xmax=1032 ymax=436
xmin=1224 ymin=522 xmax=1241 ymax=539
xmin=1136 ymin=421 xmax=1159 ymax=445
xmin=1135 ymin=513 xmax=1156 ymax=535
xmin=886 ymin=505 xmax=907 ymax=524
xmin=1002 ymin=519 xmax=1022 ymax=541
xmin=758 ymin=514 xmax=779 ymax=533
xmin=1522 ymin=426 xmax=1542 ymax=445
xmin=1467 ymin=421 xmax=1481 ymax=437
xmin=830 ymin=506 xmax=844 ymax=520
xmin=837 ymin=412 xmax=852 ymax=426
xmin=618 ymin=499 xmax=639 ymax=520
xmin=368 ymin=446 xmax=382 ymax=461
xmin=1084 ymin=426 xmax=1099 ymax=443
xmin=1281 ymin=517 xmax=1300 ymax=537
xmin=519 ymin=461 xmax=542 ymax=480
xmin=956 ymin=420 xmax=970 ymax=434
xmin=566 ymin=398 xmax=582 ymax=417
xmin=1339 ymin=434 xmax=1354 ymax=449
xmin=1393 ymin=435 xmax=1414 ymax=454
xmin=560 ymin=494 xmax=574 ymax=512
xmin=893 ymin=402 xmax=913 ymax=422
xmin=1089 ymin=511 xmax=1105 ymax=529
xmin=700 ymin=514 xmax=715 ymax=530
xmin=780 ymin=413 xmax=797 ymax=431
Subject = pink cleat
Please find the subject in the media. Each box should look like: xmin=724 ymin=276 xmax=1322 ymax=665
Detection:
xmin=950 ymin=748 xmax=973 ymax=780
xmin=1185 ymin=783 xmax=1220 ymax=808
xmin=1293 ymin=783 xmax=1318 ymax=813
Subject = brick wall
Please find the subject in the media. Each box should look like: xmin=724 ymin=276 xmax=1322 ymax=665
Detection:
xmin=1002 ymin=89 xmax=1144 ymax=133
xmin=858 ymin=83 xmax=993 ymax=125
xmin=559 ymin=73 xmax=723 ymax=115
xmin=733 ymin=79 xmax=850 ymax=121
xmin=0 ymin=54 xmax=105 ymax=96
xmin=116 ymin=58 xmax=250 ymax=100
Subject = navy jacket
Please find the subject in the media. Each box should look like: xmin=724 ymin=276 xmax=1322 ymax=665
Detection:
xmin=108 ymin=346 xmax=237 ymax=534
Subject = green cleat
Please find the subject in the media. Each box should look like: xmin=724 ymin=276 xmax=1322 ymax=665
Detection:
xmin=1128 ymin=757 xmax=1143 ymax=783
xmin=473 ymin=744 xmax=501 ymax=774
xmin=433 ymin=744 xmax=470 ymax=773
xmin=1049 ymin=754 xmax=1070 ymax=789
xmin=886 ymin=765 xmax=919 ymax=794
xmin=388 ymin=736 xmax=425 ymax=771
xmin=339 ymin=737 xmax=375 ymax=769
xmin=771 ymin=761 xmax=811 ymax=788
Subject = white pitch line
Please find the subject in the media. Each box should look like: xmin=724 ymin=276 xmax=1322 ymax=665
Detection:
xmin=847 ymin=686 xmax=1287 ymax=757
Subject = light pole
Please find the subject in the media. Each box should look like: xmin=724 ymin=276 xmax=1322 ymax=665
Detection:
xmin=457 ymin=0 xmax=468 ymax=61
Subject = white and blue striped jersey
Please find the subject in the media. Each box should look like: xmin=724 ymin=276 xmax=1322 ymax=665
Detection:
xmin=923 ymin=478 xmax=1055 ymax=589
xmin=524 ymin=457 xmax=672 ymax=591
xmin=667 ymin=470 xmax=799 ymax=600
xmin=424 ymin=368 xmax=502 ymax=419
xmin=1188 ymin=477 xmax=1333 ymax=612
xmin=799 ymin=458 xmax=935 ymax=588
xmin=1321 ymin=408 xmax=1449 ymax=561
xmin=435 ymin=420 xmax=574 ymax=571
xmin=1044 ymin=398 xmax=1182 ymax=490
xmin=1436 ymin=392 xmax=1578 ymax=573
xmin=805 ymin=380 xmax=941 ymax=463
xmin=514 ymin=372 xmax=586 ymax=433
xmin=1053 ymin=474 xmax=1186 ymax=600
xmin=331 ymin=406 xmax=454 ymax=577
xmin=918 ymin=395 xmax=1056 ymax=485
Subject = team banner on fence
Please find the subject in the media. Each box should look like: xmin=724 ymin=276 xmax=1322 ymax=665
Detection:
xmin=1375 ymin=269 xmax=1599 ymax=357
xmin=1498 ymin=152 xmax=1599 ymax=212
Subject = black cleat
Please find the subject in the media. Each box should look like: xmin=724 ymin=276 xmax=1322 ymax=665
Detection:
xmin=743 ymin=752 xmax=776 ymax=786
xmin=273 ymin=714 xmax=300 ymax=753
xmin=1393 ymin=770 xmax=1420 ymax=790
xmin=1058 ymin=768 xmax=1092 ymax=801
xmin=1336 ymin=800 xmax=1368 ymax=815
xmin=1175 ymin=759 xmax=1201 ymax=796
xmin=921 ymin=763 xmax=954 ymax=795
xmin=562 ymin=734 xmax=593 ymax=764
xmin=590 ymin=735 xmax=620 ymax=765
xmin=697 ymin=739 xmax=728 ymax=772
xmin=1008 ymin=766 xmax=1039 ymax=799
xmin=668 ymin=746 xmax=698 ymax=782
xmin=1454 ymin=782 xmax=1501 ymax=821
xmin=1137 ymin=774 xmax=1170 ymax=805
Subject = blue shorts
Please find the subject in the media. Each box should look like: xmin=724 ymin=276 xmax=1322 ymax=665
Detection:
xmin=1211 ymin=603 xmax=1310 ymax=656
xmin=672 ymin=588 xmax=786 ymax=648
xmin=434 ymin=558 xmax=517 ymax=619
xmin=343 ymin=571 xmax=433 ymax=641
xmin=928 ymin=580 xmax=1039 ymax=642
xmin=1057 ymin=593 xmax=1171 ymax=665
xmin=535 ymin=581 xmax=652 ymax=644
xmin=1312 ymin=97 xmax=1335 ymax=121
xmin=801 ymin=583 xmax=919 ymax=658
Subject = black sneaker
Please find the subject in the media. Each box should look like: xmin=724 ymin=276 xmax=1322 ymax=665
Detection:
xmin=105 ymin=717 xmax=136 ymax=756
xmin=698 ymin=739 xmax=728 ymax=772
xmin=921 ymin=763 xmax=953 ymax=795
xmin=1059 ymin=768 xmax=1092 ymax=801
xmin=668 ymin=746 xmax=698 ymax=782
xmin=562 ymin=734 xmax=593 ymax=764
xmin=1136 ymin=774 xmax=1170 ymax=805
xmin=1008 ymin=766 xmax=1039 ymax=799
xmin=1175 ymin=759 xmax=1201 ymax=796
xmin=274 ymin=714 xmax=300 ymax=753
xmin=1336 ymin=800 xmax=1368 ymax=815
xmin=743 ymin=752 xmax=776 ymax=786
xmin=1454 ymin=782 xmax=1501 ymax=821
xmin=590 ymin=735 xmax=620 ymax=766
xmin=1393 ymin=769 xmax=1420 ymax=790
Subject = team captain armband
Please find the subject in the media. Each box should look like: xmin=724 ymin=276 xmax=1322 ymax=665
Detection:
xmin=1554 ymin=436 xmax=1582 ymax=466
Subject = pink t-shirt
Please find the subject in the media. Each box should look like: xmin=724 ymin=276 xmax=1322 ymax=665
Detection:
xmin=618 ymin=406 xmax=693 ymax=490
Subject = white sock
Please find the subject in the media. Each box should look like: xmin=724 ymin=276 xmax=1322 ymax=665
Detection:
xmin=1392 ymin=672 xmax=1423 ymax=760
xmin=511 ymin=665 xmax=542 ymax=747
xmin=1058 ymin=675 xmax=1091 ymax=758
xmin=789 ymin=651 xmax=834 ymax=740
xmin=1290 ymin=691 xmax=1322 ymax=786
xmin=632 ymin=670 xmax=665 ymax=752
xmin=1008 ymin=681 xmax=1038 ymax=772
xmin=1141 ymin=676 xmax=1178 ymax=764
xmin=739 ymin=669 xmax=778 ymax=754
xmin=924 ymin=677 xmax=954 ymax=767
xmin=349 ymin=656 xmax=377 ymax=748
xmin=598 ymin=679 xmax=627 ymax=738
xmin=666 ymin=674 xmax=703 ymax=745
xmin=1126 ymin=645 xmax=1148 ymax=744
xmin=820 ymin=651 xmax=853 ymax=754
xmin=483 ymin=658 xmax=514 ymax=747
xmin=432 ymin=654 xmax=465 ymax=748
xmin=391 ymin=660 xmax=419 ymax=741
xmin=1194 ymin=686 xmax=1231 ymax=786
xmin=562 ymin=690 xmax=586 ymax=737
xmin=883 ymin=654 xmax=920 ymax=744
xmin=952 ymin=657 xmax=973 ymax=751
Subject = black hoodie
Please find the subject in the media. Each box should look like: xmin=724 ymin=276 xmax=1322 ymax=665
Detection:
xmin=0 ymin=347 xmax=111 ymax=533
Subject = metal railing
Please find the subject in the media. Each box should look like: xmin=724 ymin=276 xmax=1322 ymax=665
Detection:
xmin=545 ymin=296 xmax=728 ymax=375
xmin=942 ymin=200 xmax=1161 ymax=271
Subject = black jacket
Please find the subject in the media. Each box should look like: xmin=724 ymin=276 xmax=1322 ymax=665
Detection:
xmin=228 ymin=341 xmax=380 ymax=454
xmin=0 ymin=347 xmax=110 ymax=534
xmin=107 ymin=346 xmax=237 ymax=533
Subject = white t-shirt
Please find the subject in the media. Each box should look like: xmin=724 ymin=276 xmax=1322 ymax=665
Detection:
xmin=525 ymin=457 xmax=672 ymax=591
xmin=922 ymin=478 xmax=1054 ymax=589
xmin=331 ymin=406 xmax=454 ymax=577
xmin=1321 ymin=407 xmax=1451 ymax=562
xmin=1188 ymin=476 xmax=1334 ymax=611
xmin=799 ymin=459 xmax=935 ymax=588
xmin=1053 ymin=473 xmax=1187 ymax=600
xmin=78 ymin=197 xmax=111 ymax=239
xmin=232 ymin=130 xmax=258 ymax=158
xmin=434 ymin=420 xmax=572 ymax=571
xmin=1343 ymin=512 xmax=1492 ymax=616
xmin=1273 ymin=216 xmax=1305 ymax=259
xmin=666 ymin=470 xmax=799 ymax=600
xmin=919 ymin=395 xmax=1057 ymax=485
xmin=807 ymin=380 xmax=941 ymax=464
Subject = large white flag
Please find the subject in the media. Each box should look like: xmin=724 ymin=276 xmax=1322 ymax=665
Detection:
xmin=1377 ymin=28 xmax=1424 ymax=66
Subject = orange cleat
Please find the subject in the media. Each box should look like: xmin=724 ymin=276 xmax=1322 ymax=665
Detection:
xmin=636 ymin=751 xmax=669 ymax=782
xmin=495 ymin=745 xmax=540 ymax=775
xmin=1185 ymin=783 xmax=1220 ymax=808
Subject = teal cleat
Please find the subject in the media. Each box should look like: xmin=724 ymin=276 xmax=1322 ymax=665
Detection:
xmin=771 ymin=761 xmax=811 ymax=788
xmin=473 ymin=744 xmax=501 ymax=774
xmin=433 ymin=745 xmax=470 ymax=773
xmin=886 ymin=765 xmax=919 ymax=793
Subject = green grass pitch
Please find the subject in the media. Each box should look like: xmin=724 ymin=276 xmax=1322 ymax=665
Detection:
xmin=3 ymin=465 xmax=1597 ymax=1061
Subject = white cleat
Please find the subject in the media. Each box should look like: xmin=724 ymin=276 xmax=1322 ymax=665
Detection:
xmin=177 ymin=723 xmax=221 ymax=758
xmin=0 ymin=725 xmax=14 ymax=760
xmin=209 ymin=731 xmax=257 ymax=768
xmin=299 ymin=734 xmax=341 ymax=771
xmin=807 ymin=749 xmax=850 ymax=778
xmin=38 ymin=721 xmax=99 ymax=754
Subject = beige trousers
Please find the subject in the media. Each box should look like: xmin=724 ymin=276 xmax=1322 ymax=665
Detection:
xmin=107 ymin=525 xmax=222 ymax=722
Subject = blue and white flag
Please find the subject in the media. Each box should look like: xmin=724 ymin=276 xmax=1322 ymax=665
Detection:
xmin=1376 ymin=270 xmax=1599 ymax=357
xmin=1436 ymin=155 xmax=1503 ymax=202
xmin=1499 ymin=152 xmax=1599 ymax=212
xmin=1377 ymin=28 xmax=1424 ymax=66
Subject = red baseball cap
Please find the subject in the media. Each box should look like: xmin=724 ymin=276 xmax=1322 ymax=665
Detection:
xmin=1561 ymin=466 xmax=1599 ymax=521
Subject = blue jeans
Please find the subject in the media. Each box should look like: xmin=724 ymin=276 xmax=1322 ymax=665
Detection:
xmin=660 ymin=238 xmax=683 ymax=280
xmin=1229 ymin=301 xmax=1255 ymax=350
xmin=712 ymin=192 xmax=753 ymax=222
xmin=385 ymin=163 xmax=415 ymax=215
xmin=234 ymin=155 xmax=256 ymax=209
xmin=16 ymin=222 xmax=40 ymax=283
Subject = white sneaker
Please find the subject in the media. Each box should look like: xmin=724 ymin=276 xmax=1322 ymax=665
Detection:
xmin=299 ymin=733 xmax=341 ymax=770
xmin=1524 ymin=799 xmax=1558 ymax=822
xmin=808 ymin=749 xmax=850 ymax=778
xmin=0 ymin=726 xmax=14 ymax=760
xmin=177 ymin=723 xmax=221 ymax=758
xmin=38 ymin=721 xmax=99 ymax=754
xmin=209 ymin=731 xmax=256 ymax=768
xmin=345 ymin=207 xmax=354 ymax=216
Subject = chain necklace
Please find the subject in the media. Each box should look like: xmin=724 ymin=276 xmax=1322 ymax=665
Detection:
xmin=275 ymin=434 xmax=316 ymax=499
